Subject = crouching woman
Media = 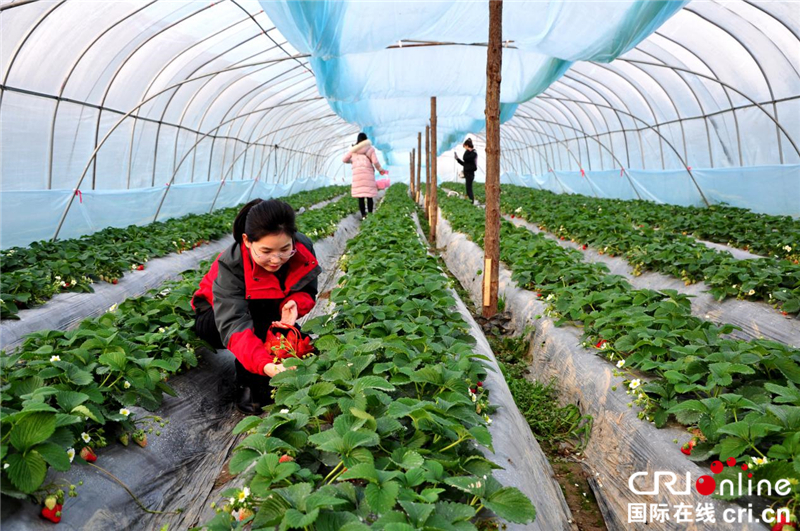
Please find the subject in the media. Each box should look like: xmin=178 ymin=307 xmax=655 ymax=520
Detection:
xmin=191 ymin=199 xmax=321 ymax=413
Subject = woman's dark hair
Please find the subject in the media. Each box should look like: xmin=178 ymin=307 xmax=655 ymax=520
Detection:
xmin=233 ymin=198 xmax=297 ymax=245
xmin=463 ymin=138 xmax=474 ymax=149
xmin=356 ymin=132 xmax=368 ymax=144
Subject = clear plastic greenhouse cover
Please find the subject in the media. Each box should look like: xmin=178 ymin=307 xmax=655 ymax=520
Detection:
xmin=1 ymin=0 xmax=798 ymax=250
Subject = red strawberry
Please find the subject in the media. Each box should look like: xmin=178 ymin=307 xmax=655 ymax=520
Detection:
xmin=111 ymin=278 xmax=118 ymax=284
xmin=772 ymin=515 xmax=796 ymax=531
xmin=560 ymin=236 xmax=566 ymax=240
xmin=595 ymin=339 xmax=608 ymax=349
xmin=41 ymin=504 xmax=62 ymax=523
xmin=783 ymin=312 xmax=790 ymax=317
xmin=80 ymin=446 xmax=97 ymax=463
xmin=680 ymin=444 xmax=692 ymax=456
xmin=63 ymin=283 xmax=70 ymax=288
xmin=477 ymin=381 xmax=483 ymax=388
xmin=279 ymin=454 xmax=294 ymax=463
xmin=536 ymin=292 xmax=543 ymax=298
xmin=137 ymin=265 xmax=144 ymax=271
xmin=236 ymin=508 xmax=254 ymax=522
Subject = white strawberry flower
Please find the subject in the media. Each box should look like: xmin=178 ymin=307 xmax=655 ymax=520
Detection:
xmin=616 ymin=359 xmax=625 ymax=368
xmin=55 ymin=275 xmax=62 ymax=281
xmin=514 ymin=207 xmax=523 ymax=214
xmin=751 ymin=456 xmax=768 ymax=466
xmin=67 ymin=448 xmax=75 ymax=463
xmin=50 ymin=355 xmax=61 ymax=363
xmin=229 ymin=497 xmax=235 ymax=505
xmin=784 ymin=245 xmax=792 ymax=252
xmin=748 ymin=289 xmax=755 ymax=296
xmin=124 ymin=381 xmax=131 ymax=389
xmin=119 ymin=408 xmax=131 ymax=418
xmin=628 ymin=379 xmax=641 ymax=390
xmin=238 ymin=487 xmax=250 ymax=501
xmin=2 ymin=463 xmax=8 ymax=469
xmin=158 ymin=327 xmax=165 ymax=333
xmin=280 ymin=409 xmax=289 ymax=414
xmin=108 ymin=303 xmax=118 ymax=313
xmin=81 ymin=432 xmax=91 ymax=443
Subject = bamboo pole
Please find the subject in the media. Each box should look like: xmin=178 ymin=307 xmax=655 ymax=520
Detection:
xmin=425 ymin=125 xmax=431 ymax=216
xmin=416 ymin=132 xmax=422 ymax=203
xmin=410 ymin=149 xmax=416 ymax=198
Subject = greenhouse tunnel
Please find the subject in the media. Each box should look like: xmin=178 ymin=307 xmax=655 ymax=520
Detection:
xmin=1 ymin=0 xmax=799 ymax=530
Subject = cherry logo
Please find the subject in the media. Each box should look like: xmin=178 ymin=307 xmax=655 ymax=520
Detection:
xmin=698 ymin=456 xmax=740 ymax=496
xmin=696 ymin=475 xmax=716 ymax=496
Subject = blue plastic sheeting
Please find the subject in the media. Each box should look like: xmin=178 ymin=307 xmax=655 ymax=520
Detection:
xmin=0 ymin=177 xmax=332 ymax=249
xmin=259 ymin=0 xmax=687 ymax=156
xmin=500 ymin=164 xmax=800 ymax=217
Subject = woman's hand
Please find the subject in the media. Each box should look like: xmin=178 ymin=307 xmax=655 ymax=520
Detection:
xmin=280 ymin=300 xmax=298 ymax=327
xmin=263 ymin=362 xmax=284 ymax=377
xmin=380 ymin=170 xmax=388 ymax=176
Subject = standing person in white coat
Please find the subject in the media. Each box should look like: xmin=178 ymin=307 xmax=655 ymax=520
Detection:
xmin=343 ymin=132 xmax=388 ymax=220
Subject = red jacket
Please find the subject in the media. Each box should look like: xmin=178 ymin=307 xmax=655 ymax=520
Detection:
xmin=191 ymin=233 xmax=321 ymax=374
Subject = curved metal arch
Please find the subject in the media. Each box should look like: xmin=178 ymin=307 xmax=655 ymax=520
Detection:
xmin=0 ymin=0 xmax=41 ymax=12
xmin=633 ymin=43 xmax=714 ymax=166
xmin=474 ymin=131 xmax=550 ymax=189
xmin=126 ymin=14 xmax=254 ymax=185
xmin=152 ymin=96 xmax=325 ymax=221
xmin=742 ymin=0 xmax=800 ymax=41
xmin=165 ymin=95 xmax=324 ymax=190
xmin=238 ymin=83 xmax=323 ymax=162
xmin=217 ymin=113 xmax=340 ymax=184
xmin=51 ymin=54 xmax=311 ymax=241
xmin=205 ymin=58 xmax=312 ymax=182
xmin=0 ymin=0 xmax=67 ymax=110
xmin=546 ymin=82 xmax=617 ymax=171
xmin=539 ymin=86 xmax=604 ymax=170
xmin=278 ymin=126 xmax=354 ymax=183
xmin=620 ymin=59 xmax=800 ymax=158
xmin=90 ymin=3 xmax=225 ymax=188
xmin=238 ymin=85 xmax=324 ymax=181
xmin=228 ymin=0 xmax=313 ymax=77
xmin=209 ymin=115 xmax=342 ymax=211
xmin=560 ymin=71 xmax=644 ymax=168
xmin=219 ymin=72 xmax=318 ymax=180
xmin=195 ymin=64 xmax=311 ymax=180
xmin=691 ymin=2 xmax=791 ymax=162
xmin=519 ymin=98 xmax=584 ymax=171
xmin=237 ymin=76 xmax=318 ymax=179
xmin=529 ymin=89 xmax=589 ymax=170
xmin=273 ymin=119 xmax=357 ymax=181
xmin=605 ymin=59 xmax=689 ymax=162
xmin=45 ymin=1 xmax=159 ymax=189
xmin=250 ymin=95 xmax=332 ymax=181
xmin=246 ymin=92 xmax=325 ymax=180
xmin=507 ymin=112 xmax=602 ymax=197
xmin=538 ymin=94 xmax=709 ymax=206
xmin=586 ymin=62 xmax=669 ymax=169
xmin=650 ymin=31 xmax=743 ymax=165
xmin=158 ymin=33 xmax=277 ymax=182
xmin=513 ymin=109 xmax=642 ymax=199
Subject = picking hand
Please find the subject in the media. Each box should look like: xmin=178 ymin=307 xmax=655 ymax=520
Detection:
xmin=280 ymin=300 xmax=298 ymax=327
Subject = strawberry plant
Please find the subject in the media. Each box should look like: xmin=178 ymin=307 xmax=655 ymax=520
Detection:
xmin=0 ymin=186 xmax=349 ymax=320
xmin=0 ymin=195 xmax=357 ymax=503
xmin=200 ymin=185 xmax=536 ymax=530
xmin=438 ymin=191 xmax=800 ymax=513
xmin=443 ymin=182 xmax=800 ymax=316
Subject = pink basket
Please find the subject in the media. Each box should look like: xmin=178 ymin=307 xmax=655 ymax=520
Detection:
xmin=376 ymin=178 xmax=391 ymax=190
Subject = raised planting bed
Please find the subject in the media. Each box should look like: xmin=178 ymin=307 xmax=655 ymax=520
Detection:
xmin=0 ymin=198 xmax=360 ymax=529
xmin=194 ymin=185 xmax=556 ymax=531
xmin=0 ymin=185 xmax=349 ymax=320
xmin=442 ymin=182 xmax=800 ymax=317
xmin=434 ymin=192 xmax=800 ymax=529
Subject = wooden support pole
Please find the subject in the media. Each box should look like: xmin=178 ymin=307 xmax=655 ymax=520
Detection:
xmin=416 ymin=132 xmax=422 ymax=203
xmin=429 ymin=96 xmax=438 ymax=241
xmin=483 ymin=0 xmax=502 ymax=318
xmin=425 ymin=125 xmax=431 ymax=215
xmin=409 ymin=149 xmax=416 ymax=197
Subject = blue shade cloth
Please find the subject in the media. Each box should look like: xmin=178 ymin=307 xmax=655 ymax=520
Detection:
xmin=0 ymin=177 xmax=333 ymax=249
xmin=501 ymin=164 xmax=800 ymax=217
xmin=259 ymin=0 xmax=688 ymax=157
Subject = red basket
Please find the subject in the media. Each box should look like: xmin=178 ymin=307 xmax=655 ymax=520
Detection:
xmin=264 ymin=323 xmax=315 ymax=361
